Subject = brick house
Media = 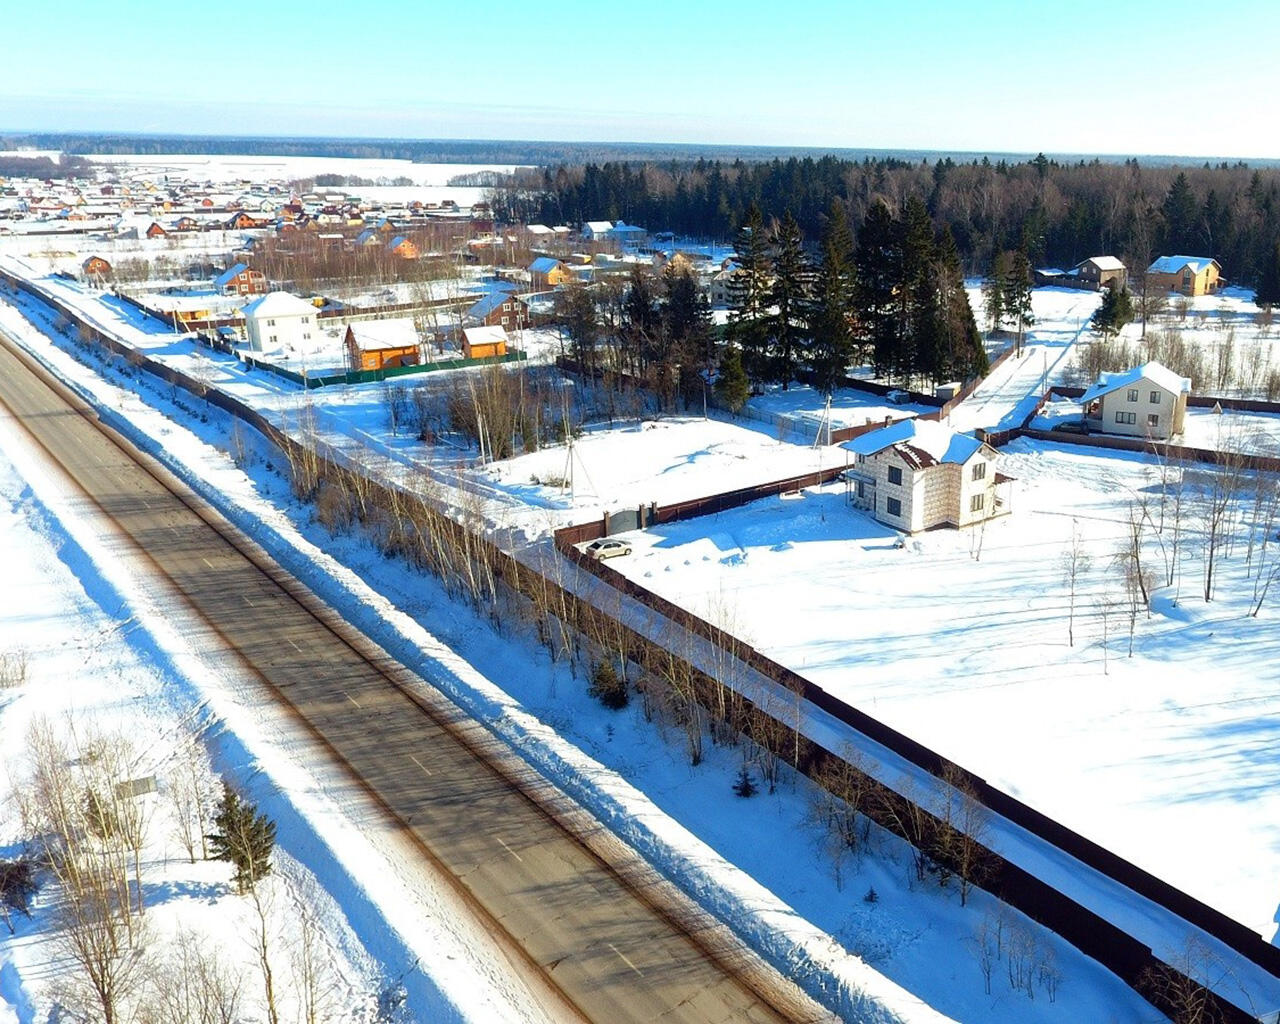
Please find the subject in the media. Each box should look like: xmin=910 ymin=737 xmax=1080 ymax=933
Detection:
xmin=213 ymin=262 xmax=268 ymax=296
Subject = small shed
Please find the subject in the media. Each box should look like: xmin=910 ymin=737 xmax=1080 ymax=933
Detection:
xmin=81 ymin=255 xmax=112 ymax=281
xmin=462 ymin=325 xmax=508 ymax=360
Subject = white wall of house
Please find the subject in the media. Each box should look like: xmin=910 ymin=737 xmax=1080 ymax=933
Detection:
xmin=853 ymin=445 xmax=1002 ymax=532
xmin=246 ymin=309 xmax=315 ymax=352
xmin=1092 ymin=385 xmax=1185 ymax=440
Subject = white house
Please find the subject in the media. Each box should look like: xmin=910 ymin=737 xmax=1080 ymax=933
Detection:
xmin=841 ymin=419 xmax=1012 ymax=533
xmin=1080 ymin=361 xmax=1190 ymax=440
xmin=242 ymin=291 xmax=318 ymax=353
xmin=582 ymin=220 xmax=613 ymax=242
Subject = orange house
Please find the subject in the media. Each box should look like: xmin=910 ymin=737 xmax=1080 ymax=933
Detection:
xmin=344 ymin=319 xmax=421 ymax=371
xmin=462 ymin=326 xmax=508 ymax=360
xmin=145 ymin=221 xmax=168 ymax=239
xmin=387 ymin=235 xmax=419 ymax=259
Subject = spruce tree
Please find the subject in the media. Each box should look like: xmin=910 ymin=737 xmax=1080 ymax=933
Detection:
xmin=1162 ymin=172 xmax=1199 ymax=254
xmin=1092 ymin=284 xmax=1135 ymax=338
xmin=1254 ymin=241 xmax=1280 ymax=310
xmin=982 ymin=250 xmax=1009 ymax=333
xmin=208 ymin=782 xmax=277 ymax=894
xmin=895 ymin=197 xmax=935 ymax=385
xmin=769 ymin=210 xmax=810 ymax=388
xmin=728 ymin=203 xmax=772 ymax=388
xmin=855 ymin=201 xmax=901 ymax=380
xmin=808 ymin=201 xmax=858 ymax=396
xmin=1007 ymin=248 xmax=1036 ymax=356
xmin=714 ymin=344 xmax=750 ymax=414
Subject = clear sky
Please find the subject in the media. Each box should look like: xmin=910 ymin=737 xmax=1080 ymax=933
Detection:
xmin=4 ymin=0 xmax=1278 ymax=159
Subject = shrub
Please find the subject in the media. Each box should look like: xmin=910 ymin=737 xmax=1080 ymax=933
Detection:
xmin=588 ymin=661 xmax=628 ymax=710
xmin=732 ymin=766 xmax=758 ymax=798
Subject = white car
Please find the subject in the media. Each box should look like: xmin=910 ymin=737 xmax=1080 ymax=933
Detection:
xmin=584 ymin=538 xmax=632 ymax=561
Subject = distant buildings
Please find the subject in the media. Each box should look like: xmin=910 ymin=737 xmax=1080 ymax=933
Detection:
xmin=1034 ymin=256 xmax=1127 ymax=292
xmin=214 ymin=262 xmax=268 ymax=296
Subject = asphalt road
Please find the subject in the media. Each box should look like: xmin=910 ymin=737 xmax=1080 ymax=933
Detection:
xmin=0 ymin=331 xmax=825 ymax=1024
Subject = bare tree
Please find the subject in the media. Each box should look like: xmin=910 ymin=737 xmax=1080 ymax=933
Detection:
xmin=936 ymin=764 xmax=993 ymax=907
xmin=139 ymin=927 xmax=242 ymax=1024
xmin=1060 ymin=519 xmax=1091 ymax=646
xmin=167 ymin=732 xmax=215 ymax=864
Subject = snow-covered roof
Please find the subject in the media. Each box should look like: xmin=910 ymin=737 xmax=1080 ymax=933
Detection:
xmin=526 ymin=224 xmax=553 ymax=235
xmin=345 ymin=317 xmax=419 ymax=352
xmin=1147 ymin=255 xmax=1219 ymax=275
xmin=463 ymin=325 xmax=507 ymax=346
xmin=1076 ymin=256 xmax=1126 ymax=272
xmin=584 ymin=220 xmax=613 ymax=234
xmin=241 ymin=291 xmax=316 ymax=320
xmin=1080 ymin=361 xmax=1192 ymax=405
xmin=840 ymin=419 xmax=985 ymax=466
xmin=213 ymin=262 xmax=248 ymax=289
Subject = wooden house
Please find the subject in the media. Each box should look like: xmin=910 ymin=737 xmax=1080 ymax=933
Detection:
xmin=528 ymin=256 xmax=571 ymax=289
xmin=1146 ymin=256 xmax=1222 ymax=296
xmin=462 ymin=325 xmax=508 ymax=360
xmin=214 ymin=262 xmax=268 ymax=296
xmin=840 ymin=420 xmax=1012 ymax=533
xmin=145 ymin=221 xmax=168 ymax=239
xmin=81 ymin=255 xmax=112 ymax=281
xmin=344 ymin=318 xmax=421 ymax=371
xmin=465 ymin=290 xmax=528 ymax=331
xmin=387 ymin=235 xmax=419 ymax=259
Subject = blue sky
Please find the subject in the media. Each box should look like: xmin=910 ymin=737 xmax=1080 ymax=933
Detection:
xmin=4 ymin=0 xmax=1278 ymax=158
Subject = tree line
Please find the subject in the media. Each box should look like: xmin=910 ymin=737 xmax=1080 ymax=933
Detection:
xmin=492 ymin=155 xmax=1280 ymax=287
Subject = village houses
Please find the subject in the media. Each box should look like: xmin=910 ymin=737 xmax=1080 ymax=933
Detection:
xmin=1080 ymin=361 xmax=1190 ymax=440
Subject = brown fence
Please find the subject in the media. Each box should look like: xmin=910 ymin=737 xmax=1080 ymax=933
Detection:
xmin=553 ymin=468 xmax=1280 ymax=989
xmin=3 ymin=266 xmax=1270 ymax=1022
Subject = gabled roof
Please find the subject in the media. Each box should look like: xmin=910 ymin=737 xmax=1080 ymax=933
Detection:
xmin=345 ymin=318 xmax=418 ymax=352
xmin=840 ymin=419 xmax=986 ymax=467
xmin=1080 ymin=361 xmax=1191 ymax=404
xmin=1075 ymin=255 xmax=1126 ymax=272
xmin=584 ymin=220 xmax=613 ymax=233
xmin=213 ymin=262 xmax=249 ymax=289
xmin=241 ymin=291 xmax=316 ymax=319
xmin=1147 ymin=255 xmax=1219 ymax=275
xmin=529 ymin=256 xmax=562 ymax=274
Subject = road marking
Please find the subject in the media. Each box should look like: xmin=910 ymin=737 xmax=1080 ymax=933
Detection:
xmin=201 ymin=557 xmax=214 ymax=569
xmin=288 ymin=639 xmax=302 ymax=654
xmin=344 ymin=691 xmax=361 ymax=709
xmin=497 ymin=837 xmax=524 ymax=863
xmin=608 ymin=943 xmax=644 ymax=978
xmin=409 ymin=754 xmax=433 ymax=777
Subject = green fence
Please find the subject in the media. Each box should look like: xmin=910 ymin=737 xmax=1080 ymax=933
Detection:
xmin=243 ymin=349 xmax=527 ymax=389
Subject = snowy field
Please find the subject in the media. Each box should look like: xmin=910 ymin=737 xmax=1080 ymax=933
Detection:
xmin=745 ymin=382 xmax=935 ymax=435
xmin=0 ymin=266 xmax=1172 ymax=1023
xmin=607 ymin=438 xmax=1280 ymax=944
xmin=477 ymin=415 xmax=836 ymax=518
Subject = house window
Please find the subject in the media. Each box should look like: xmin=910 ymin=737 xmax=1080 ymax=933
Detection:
xmin=972 ymin=462 xmax=986 ymax=481
xmin=856 ymin=453 xmax=866 ymax=464
xmin=1127 ymin=389 xmax=1138 ymax=402
xmin=970 ymin=493 xmax=985 ymax=512
xmin=1150 ymin=390 xmax=1161 ymax=403
xmin=887 ymin=465 xmax=903 ymax=485
xmin=501 ymin=316 xmax=510 ymax=325
xmin=303 ymin=333 xmax=311 ymax=340
xmin=267 ymin=318 xmax=276 ymax=326
xmin=1148 ymin=413 xmax=1159 ymax=428
xmin=1115 ymin=411 xmax=1136 ymax=424
xmin=856 ymin=480 xmax=865 ymax=498
xmin=269 ymin=334 xmax=277 ymax=343
xmin=886 ymin=497 xmax=902 ymax=517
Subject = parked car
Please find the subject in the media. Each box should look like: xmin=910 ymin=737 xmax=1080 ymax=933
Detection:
xmin=584 ymin=538 xmax=632 ymax=560
xmin=885 ymin=389 xmax=910 ymax=405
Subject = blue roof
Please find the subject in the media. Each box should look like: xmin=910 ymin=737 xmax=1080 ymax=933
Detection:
xmin=529 ymin=256 xmax=560 ymax=274
xmin=467 ymin=291 xmax=518 ymax=319
xmin=1148 ymin=255 xmax=1218 ymax=275
xmin=214 ymin=262 xmax=248 ymax=288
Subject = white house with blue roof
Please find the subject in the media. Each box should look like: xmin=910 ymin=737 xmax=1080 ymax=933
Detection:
xmin=840 ymin=418 xmax=1011 ymax=532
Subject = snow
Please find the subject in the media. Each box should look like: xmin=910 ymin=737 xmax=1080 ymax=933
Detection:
xmin=841 ymin=418 xmax=983 ymax=464
xmin=1181 ymin=405 xmax=1280 ymax=454
xmin=1079 ymin=361 xmax=1191 ymax=404
xmin=0 ymin=258 xmax=1175 ymax=1022
xmin=602 ymin=439 xmax=1280 ymax=956
xmin=745 ymin=383 xmax=934 ymax=434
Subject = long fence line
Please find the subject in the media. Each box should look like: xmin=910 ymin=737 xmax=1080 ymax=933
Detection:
xmin=0 ymin=266 xmax=1268 ymax=1023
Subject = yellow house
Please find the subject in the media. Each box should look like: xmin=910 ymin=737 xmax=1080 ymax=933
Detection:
xmin=529 ymin=257 xmax=571 ymax=289
xmin=1146 ymin=255 xmax=1221 ymax=296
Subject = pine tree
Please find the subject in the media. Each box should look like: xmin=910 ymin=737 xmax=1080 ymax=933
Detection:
xmin=728 ymin=203 xmax=772 ymax=388
xmin=895 ymin=196 xmax=935 ymax=385
xmin=808 ymin=201 xmax=858 ymax=396
xmin=208 ymin=782 xmax=276 ymax=895
xmin=1162 ymin=172 xmax=1199 ymax=254
xmin=621 ymin=266 xmax=660 ymax=373
xmin=1254 ymin=241 xmax=1280 ymax=310
xmin=714 ymin=344 xmax=749 ymax=413
xmin=1091 ymin=283 xmax=1135 ymax=337
xmin=982 ymin=250 xmax=1009 ymax=334
xmin=769 ymin=210 xmax=810 ymax=387
xmin=1007 ymin=248 xmax=1036 ymax=356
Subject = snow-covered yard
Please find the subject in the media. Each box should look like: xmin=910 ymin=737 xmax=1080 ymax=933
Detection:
xmin=0 ymin=256 xmax=1175 ymax=1024
xmin=607 ymin=438 xmax=1280 ymax=947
